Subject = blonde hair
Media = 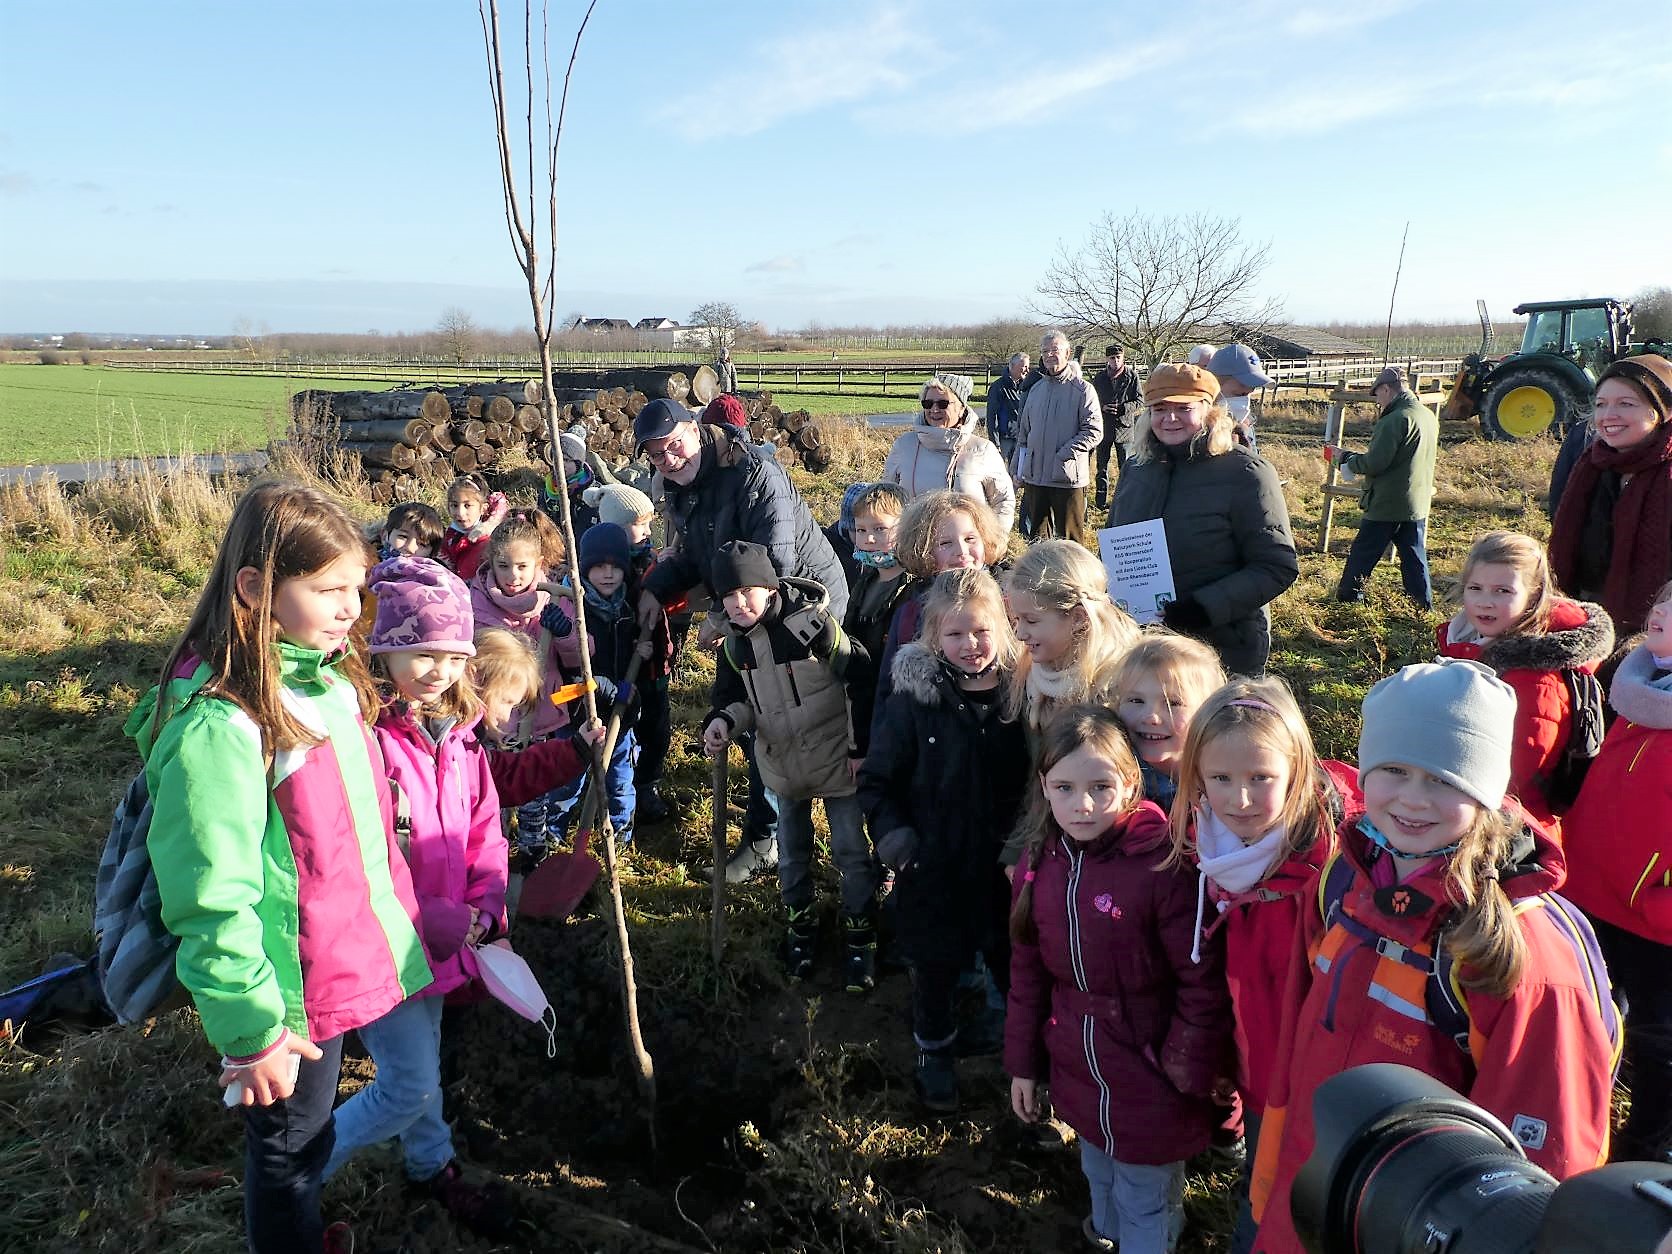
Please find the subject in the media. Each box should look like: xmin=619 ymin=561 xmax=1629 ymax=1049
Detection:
xmin=153 ymin=480 xmax=379 ymax=758
xmin=1455 ymin=531 xmax=1555 ymax=636
xmin=1005 ymin=539 xmax=1139 ymax=728
xmin=1165 ymin=677 xmax=1329 ymax=871
xmin=1127 ymin=399 xmax=1237 ymax=464
xmin=1442 ymin=805 xmax=1531 ymax=998
xmin=1109 ymin=633 xmax=1226 ymax=719
xmin=470 ymin=627 xmax=542 ymax=709
xmin=852 ymin=481 xmax=908 ymax=521
xmin=895 ymin=490 xmax=1003 ymax=578
xmin=919 ymin=567 xmax=1019 ymax=674
xmin=1010 ymin=705 xmax=1144 ymax=944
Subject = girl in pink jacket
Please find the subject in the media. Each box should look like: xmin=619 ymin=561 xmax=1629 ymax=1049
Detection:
xmin=322 ymin=556 xmax=511 ymax=1235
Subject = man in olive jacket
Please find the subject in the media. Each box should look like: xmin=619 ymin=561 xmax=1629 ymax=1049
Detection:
xmin=1330 ymin=365 xmax=1438 ymax=608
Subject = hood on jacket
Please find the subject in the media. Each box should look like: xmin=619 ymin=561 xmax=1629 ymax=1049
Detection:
xmin=890 ymin=641 xmax=953 ymax=705
xmin=1440 ymin=599 xmax=1614 ymax=673
xmin=1341 ymin=801 xmax=1567 ymax=907
xmin=1607 ymin=643 xmax=1672 ymax=729
xmin=1058 ymin=799 xmax=1171 ymax=860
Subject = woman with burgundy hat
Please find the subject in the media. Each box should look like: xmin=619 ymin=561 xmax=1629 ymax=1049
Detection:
xmin=1110 ymin=363 xmax=1298 ymax=677
xmin=1548 ymin=353 xmax=1672 ymax=635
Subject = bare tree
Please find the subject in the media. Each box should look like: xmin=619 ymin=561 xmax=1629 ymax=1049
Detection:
xmin=688 ymin=300 xmax=743 ymax=356
xmin=434 ymin=306 xmax=480 ymax=364
xmin=231 ymin=317 xmax=269 ymax=359
xmin=478 ymin=0 xmax=658 ymax=1136
xmin=968 ymin=317 xmax=1043 ymax=370
xmin=1034 ymin=211 xmax=1283 ymax=368
xmin=1635 ymin=285 xmax=1672 ymax=343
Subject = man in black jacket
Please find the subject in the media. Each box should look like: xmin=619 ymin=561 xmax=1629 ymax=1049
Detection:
xmin=1090 ymin=344 xmax=1141 ymax=509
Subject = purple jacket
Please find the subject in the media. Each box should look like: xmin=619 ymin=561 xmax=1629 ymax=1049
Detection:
xmin=373 ymin=704 xmax=508 ymax=998
xmin=1004 ymin=802 xmax=1232 ymax=1165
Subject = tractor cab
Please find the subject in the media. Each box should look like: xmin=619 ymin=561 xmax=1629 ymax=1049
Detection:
xmin=1513 ymin=298 xmax=1632 ymax=372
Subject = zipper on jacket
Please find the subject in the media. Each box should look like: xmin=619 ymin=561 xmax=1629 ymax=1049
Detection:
xmin=1629 ymin=852 xmax=1663 ymax=907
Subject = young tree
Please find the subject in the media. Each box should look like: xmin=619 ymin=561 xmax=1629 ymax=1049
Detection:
xmin=688 ymin=300 xmax=743 ymax=355
xmin=478 ymin=0 xmax=657 ymax=1133
xmin=434 ymin=306 xmax=480 ymax=364
xmin=1035 ymin=211 xmax=1283 ymax=368
xmin=1634 ymin=286 xmax=1672 ymax=343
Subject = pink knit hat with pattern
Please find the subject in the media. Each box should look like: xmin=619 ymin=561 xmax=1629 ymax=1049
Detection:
xmin=368 ymin=556 xmax=476 ymax=655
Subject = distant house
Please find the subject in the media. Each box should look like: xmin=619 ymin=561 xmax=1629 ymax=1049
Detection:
xmin=573 ymin=317 xmax=634 ymax=335
xmin=634 ymin=317 xmax=680 ymax=332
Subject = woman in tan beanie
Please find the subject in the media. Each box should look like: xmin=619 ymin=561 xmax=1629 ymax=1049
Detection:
xmin=1109 ymin=364 xmax=1298 ymax=676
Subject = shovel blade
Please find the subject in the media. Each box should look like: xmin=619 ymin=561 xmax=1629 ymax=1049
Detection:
xmin=516 ymin=829 xmax=600 ymax=919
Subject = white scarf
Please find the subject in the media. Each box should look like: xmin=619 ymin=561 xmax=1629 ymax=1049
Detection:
xmin=1189 ymin=807 xmax=1288 ymax=963
xmin=1028 ymin=662 xmax=1079 ymax=701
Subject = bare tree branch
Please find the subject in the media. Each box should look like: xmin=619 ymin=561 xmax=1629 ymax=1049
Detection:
xmin=1034 ymin=211 xmax=1283 ymax=368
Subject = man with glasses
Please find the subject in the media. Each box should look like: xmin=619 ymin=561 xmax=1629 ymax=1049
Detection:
xmin=633 ymin=397 xmax=850 ymax=879
xmin=1011 ymin=329 xmax=1102 ymax=544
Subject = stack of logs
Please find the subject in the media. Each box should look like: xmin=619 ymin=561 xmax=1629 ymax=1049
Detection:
xmin=291 ymin=365 xmax=832 ymax=500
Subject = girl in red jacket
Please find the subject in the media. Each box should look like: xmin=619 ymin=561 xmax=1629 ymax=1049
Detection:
xmin=437 ymin=473 xmax=509 ymax=580
xmin=1251 ymin=661 xmax=1617 ymax=1254
xmin=1165 ymin=676 xmax=1357 ymax=1254
xmin=1006 ymin=705 xmax=1232 ymax=1254
xmin=1561 ymin=579 xmax=1672 ymax=1163
xmin=1436 ymin=530 xmax=1614 ymax=822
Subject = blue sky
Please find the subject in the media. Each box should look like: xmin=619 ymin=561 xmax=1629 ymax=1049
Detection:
xmin=1 ymin=0 xmax=1666 ymax=336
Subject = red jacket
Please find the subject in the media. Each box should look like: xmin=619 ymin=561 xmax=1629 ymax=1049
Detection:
xmin=1251 ymin=813 xmax=1616 ymax=1254
xmin=1204 ymin=760 xmax=1358 ymax=1113
xmin=1004 ymin=802 xmax=1233 ymax=1166
xmin=1561 ymin=645 xmax=1672 ymax=945
xmin=1435 ymin=598 xmax=1613 ymax=822
xmin=437 ymin=493 xmax=509 ymax=581
xmin=486 ymin=736 xmax=590 ymax=809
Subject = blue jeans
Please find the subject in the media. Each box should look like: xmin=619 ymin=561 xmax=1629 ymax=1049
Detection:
xmin=243 ymin=1033 xmax=344 ymax=1254
xmin=1336 ymin=517 xmax=1431 ymax=609
xmin=544 ymin=726 xmax=638 ymax=847
xmin=774 ymin=790 xmax=876 ymax=915
xmin=323 ymin=995 xmax=452 ymax=1183
xmin=1080 ymin=1141 xmax=1185 ymax=1254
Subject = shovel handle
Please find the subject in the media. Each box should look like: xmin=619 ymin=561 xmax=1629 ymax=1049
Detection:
xmin=710 ymin=746 xmax=729 ymax=969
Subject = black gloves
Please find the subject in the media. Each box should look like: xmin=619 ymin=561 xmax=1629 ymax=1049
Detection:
xmin=1161 ymin=596 xmax=1211 ymax=634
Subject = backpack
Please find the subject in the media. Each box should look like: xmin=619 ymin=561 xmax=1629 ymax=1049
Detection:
xmin=1541 ymin=668 xmax=1606 ymax=809
xmin=1317 ymin=853 xmax=1621 ymax=1071
xmin=91 ymin=770 xmax=185 ymax=1025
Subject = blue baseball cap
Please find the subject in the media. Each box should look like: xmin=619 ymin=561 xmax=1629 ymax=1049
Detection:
xmin=1207 ymin=343 xmax=1273 ymax=388
xmin=633 ymin=397 xmax=691 ymax=448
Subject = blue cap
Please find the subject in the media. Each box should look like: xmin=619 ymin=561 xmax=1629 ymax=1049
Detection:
xmin=1207 ymin=343 xmax=1273 ymax=388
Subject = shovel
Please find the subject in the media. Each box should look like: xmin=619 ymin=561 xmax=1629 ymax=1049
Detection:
xmin=517 ymin=643 xmax=648 ymax=922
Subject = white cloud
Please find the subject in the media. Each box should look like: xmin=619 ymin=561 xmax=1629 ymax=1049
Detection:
xmin=747 ymin=255 xmax=804 ymax=274
xmin=1281 ymin=0 xmax=1419 ymax=38
xmin=656 ymin=4 xmax=924 ymax=141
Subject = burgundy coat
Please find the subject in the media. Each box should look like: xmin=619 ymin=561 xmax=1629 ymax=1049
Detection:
xmin=1004 ymin=802 xmax=1233 ymax=1165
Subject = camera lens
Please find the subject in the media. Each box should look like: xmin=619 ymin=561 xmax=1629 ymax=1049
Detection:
xmin=1295 ymin=1064 xmax=1554 ymax=1254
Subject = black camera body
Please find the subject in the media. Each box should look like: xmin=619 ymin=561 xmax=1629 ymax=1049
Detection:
xmin=1295 ymin=1064 xmax=1672 ymax=1254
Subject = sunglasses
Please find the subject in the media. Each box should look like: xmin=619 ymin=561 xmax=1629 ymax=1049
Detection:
xmin=921 ymin=398 xmax=953 ymax=410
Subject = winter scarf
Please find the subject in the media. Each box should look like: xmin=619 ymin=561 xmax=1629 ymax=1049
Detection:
xmin=1549 ymin=422 xmax=1672 ymax=633
xmin=470 ymin=565 xmax=549 ymax=631
xmin=1189 ymin=807 xmax=1289 ymax=962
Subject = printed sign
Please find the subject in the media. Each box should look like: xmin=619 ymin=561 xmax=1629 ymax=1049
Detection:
xmin=1097 ymin=519 xmax=1176 ymax=625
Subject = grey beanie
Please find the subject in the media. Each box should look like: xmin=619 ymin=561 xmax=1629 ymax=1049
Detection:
xmin=934 ymin=372 xmax=974 ymax=407
xmin=1357 ymin=660 xmax=1517 ymax=810
xmin=558 ymin=431 xmax=588 ymax=463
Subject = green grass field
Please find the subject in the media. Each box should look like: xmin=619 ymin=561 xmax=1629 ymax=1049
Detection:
xmin=0 ymin=365 xmax=377 ymax=465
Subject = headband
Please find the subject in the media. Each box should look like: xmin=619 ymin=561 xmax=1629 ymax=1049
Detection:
xmin=1229 ymin=698 xmax=1277 ymax=713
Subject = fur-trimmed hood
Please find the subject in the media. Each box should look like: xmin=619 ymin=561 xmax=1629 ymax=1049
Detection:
xmin=889 ymin=641 xmax=954 ymax=706
xmin=1607 ymin=643 xmax=1672 ymax=730
xmin=1438 ymin=598 xmax=1614 ymax=673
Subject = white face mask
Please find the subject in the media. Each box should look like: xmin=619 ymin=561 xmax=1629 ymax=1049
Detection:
xmin=469 ymin=941 xmax=557 ymax=1057
xmin=1223 ymin=394 xmax=1251 ymax=421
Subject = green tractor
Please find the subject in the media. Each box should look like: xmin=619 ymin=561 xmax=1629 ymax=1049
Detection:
xmin=1441 ymin=297 xmax=1638 ymax=440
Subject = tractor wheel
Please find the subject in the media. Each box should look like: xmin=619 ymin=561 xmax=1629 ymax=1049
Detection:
xmin=1480 ymin=366 xmax=1592 ymax=441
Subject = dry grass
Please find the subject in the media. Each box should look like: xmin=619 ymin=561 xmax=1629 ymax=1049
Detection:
xmin=0 ymin=413 xmax=1563 ymax=1250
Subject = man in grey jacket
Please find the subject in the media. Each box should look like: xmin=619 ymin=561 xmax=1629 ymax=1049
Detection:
xmin=1012 ymin=329 xmax=1102 ymax=544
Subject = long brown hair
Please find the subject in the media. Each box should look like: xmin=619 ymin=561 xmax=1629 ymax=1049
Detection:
xmin=1164 ymin=677 xmax=1328 ymax=870
xmin=152 ymin=479 xmax=379 ymax=758
xmin=1009 ymin=705 xmax=1143 ymax=945
xmin=488 ymin=509 xmax=564 ymax=574
xmin=1443 ymin=805 xmax=1530 ymax=997
xmin=1454 ymin=531 xmax=1555 ymax=637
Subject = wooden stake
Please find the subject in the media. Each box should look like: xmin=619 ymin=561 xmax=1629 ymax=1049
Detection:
xmin=710 ymin=747 xmax=729 ymax=972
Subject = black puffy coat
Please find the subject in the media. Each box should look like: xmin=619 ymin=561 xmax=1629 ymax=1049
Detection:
xmin=642 ymin=424 xmax=849 ymax=618
xmin=857 ymin=644 xmax=1029 ymax=968
xmin=1110 ymin=439 xmax=1298 ymax=676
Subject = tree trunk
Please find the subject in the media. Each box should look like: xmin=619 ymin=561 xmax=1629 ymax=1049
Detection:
xmin=334 ymin=418 xmax=434 ymax=446
xmin=450 ymin=444 xmax=481 ymax=473
xmin=340 ymin=440 xmax=417 ymax=469
xmin=514 ymin=404 xmax=545 ymax=433
xmin=453 ymin=420 xmax=488 ymax=448
xmin=687 ymin=363 xmax=719 ymax=406
xmin=429 ymin=423 xmax=456 ymax=452
xmin=624 ymin=390 xmax=647 ymax=419
xmin=331 ymin=389 xmax=451 ymax=424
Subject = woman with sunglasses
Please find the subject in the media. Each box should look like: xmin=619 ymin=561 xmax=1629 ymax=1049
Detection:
xmin=882 ymin=373 xmax=1015 ymax=543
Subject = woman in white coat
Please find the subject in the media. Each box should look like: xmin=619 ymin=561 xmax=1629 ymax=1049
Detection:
xmin=882 ymin=373 xmax=1015 ymax=543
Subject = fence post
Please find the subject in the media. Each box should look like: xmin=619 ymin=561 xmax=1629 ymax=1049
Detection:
xmin=1319 ymin=374 xmax=1351 ymax=553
